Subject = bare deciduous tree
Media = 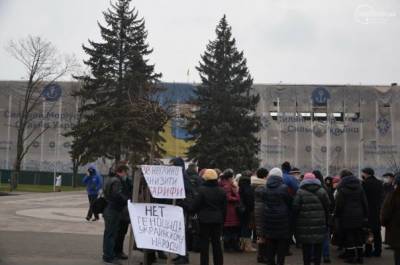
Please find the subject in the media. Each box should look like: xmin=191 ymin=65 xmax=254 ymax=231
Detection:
xmin=6 ymin=35 xmax=76 ymax=190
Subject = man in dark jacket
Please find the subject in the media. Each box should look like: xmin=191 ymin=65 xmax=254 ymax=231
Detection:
xmin=191 ymin=169 xmax=227 ymax=265
xmin=113 ymin=172 xmax=133 ymax=260
xmin=361 ymin=167 xmax=384 ymax=257
xmin=103 ymin=164 xmax=130 ymax=265
xmin=335 ymin=169 xmax=369 ymax=264
xmin=185 ymin=163 xmax=203 ymax=252
xmin=263 ymin=167 xmax=292 ymax=265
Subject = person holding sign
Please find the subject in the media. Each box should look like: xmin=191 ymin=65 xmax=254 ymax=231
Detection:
xmin=190 ymin=169 xmax=227 ymax=265
xmin=102 ymin=164 xmax=130 ymax=265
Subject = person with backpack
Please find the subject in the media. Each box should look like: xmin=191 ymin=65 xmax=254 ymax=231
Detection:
xmin=293 ymin=173 xmax=330 ymax=265
xmin=102 ymin=164 xmax=130 ymax=265
xmin=83 ymin=165 xmax=102 ymax=221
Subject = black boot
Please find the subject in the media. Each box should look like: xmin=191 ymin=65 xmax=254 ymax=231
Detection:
xmin=356 ymin=248 xmax=364 ymax=264
xmin=344 ymin=249 xmax=356 ymax=264
xmin=257 ymin=243 xmax=268 ymax=263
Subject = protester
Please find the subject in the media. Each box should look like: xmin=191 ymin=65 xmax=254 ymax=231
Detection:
xmin=238 ymin=170 xmax=256 ymax=252
xmin=313 ymin=170 xmax=333 ymax=263
xmin=191 ymin=169 xmax=227 ymax=265
xmin=381 ymin=174 xmax=400 ymax=265
xmin=361 ymin=167 xmax=384 ymax=257
xmin=293 ymin=172 xmax=330 ymax=265
xmin=55 ymin=174 xmax=62 ymax=192
xmin=171 ymin=157 xmax=192 ymax=265
xmin=252 ymin=168 xmax=268 ymax=263
xmin=113 ymin=166 xmax=133 ymax=260
xmin=290 ymin=168 xmax=302 ymax=181
xmin=263 ymin=167 xmax=292 ymax=265
xmin=334 ymin=169 xmax=368 ymax=264
xmin=102 ymin=164 xmax=130 ymax=265
xmin=281 ymin=162 xmax=299 ymax=256
xmin=331 ymin=176 xmax=343 ymax=250
xmin=83 ymin=166 xmax=102 ymax=222
xmin=383 ymin=172 xmax=395 ymax=199
xmin=219 ymin=169 xmax=241 ymax=252
xmin=186 ymin=163 xmax=203 ymax=252
xmin=281 ymin=162 xmax=299 ymax=195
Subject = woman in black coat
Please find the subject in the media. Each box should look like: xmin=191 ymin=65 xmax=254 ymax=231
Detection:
xmin=191 ymin=169 xmax=227 ymax=265
xmin=293 ymin=173 xmax=330 ymax=265
xmin=334 ymin=170 xmax=369 ymax=264
xmin=238 ymin=170 xmax=255 ymax=252
xmin=263 ymin=167 xmax=292 ymax=265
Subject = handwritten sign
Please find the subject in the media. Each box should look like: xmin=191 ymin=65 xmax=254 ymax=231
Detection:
xmin=141 ymin=165 xmax=186 ymax=199
xmin=128 ymin=202 xmax=186 ymax=255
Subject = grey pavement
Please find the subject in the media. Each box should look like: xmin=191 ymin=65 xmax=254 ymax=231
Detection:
xmin=0 ymin=191 xmax=395 ymax=265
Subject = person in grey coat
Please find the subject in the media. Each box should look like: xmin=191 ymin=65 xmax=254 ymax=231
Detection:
xmin=293 ymin=173 xmax=330 ymax=265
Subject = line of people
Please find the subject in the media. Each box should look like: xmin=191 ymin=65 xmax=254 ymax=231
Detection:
xmin=87 ymin=158 xmax=400 ymax=265
xmin=185 ymin=162 xmax=400 ymax=265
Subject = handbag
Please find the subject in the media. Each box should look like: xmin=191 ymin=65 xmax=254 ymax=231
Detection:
xmin=92 ymin=194 xmax=107 ymax=214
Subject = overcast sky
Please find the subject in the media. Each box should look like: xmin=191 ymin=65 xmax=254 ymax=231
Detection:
xmin=0 ymin=0 xmax=399 ymax=85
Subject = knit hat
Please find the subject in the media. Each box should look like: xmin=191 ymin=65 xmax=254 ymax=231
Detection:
xmin=332 ymin=176 xmax=341 ymax=184
xmin=268 ymin=167 xmax=283 ymax=178
xmin=202 ymin=169 xmax=218 ymax=181
xmin=303 ymin=172 xmax=316 ymax=180
xmin=362 ymin=167 xmax=375 ymax=177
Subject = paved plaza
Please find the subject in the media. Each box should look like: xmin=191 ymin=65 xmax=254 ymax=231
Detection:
xmin=0 ymin=192 xmax=394 ymax=265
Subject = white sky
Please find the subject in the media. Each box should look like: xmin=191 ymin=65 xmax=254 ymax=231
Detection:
xmin=0 ymin=0 xmax=399 ymax=85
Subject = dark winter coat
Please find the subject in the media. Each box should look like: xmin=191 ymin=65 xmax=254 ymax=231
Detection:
xmin=335 ymin=176 xmax=369 ymax=229
xmin=191 ymin=180 xmax=227 ymax=224
xmin=381 ymin=188 xmax=400 ymax=248
xmin=104 ymin=176 xmax=129 ymax=212
xmin=262 ymin=175 xmax=292 ymax=239
xmin=293 ymin=179 xmax=330 ymax=244
xmin=383 ymin=183 xmax=395 ymax=201
xmin=252 ymin=177 xmax=267 ymax=237
xmin=239 ymin=176 xmax=255 ymax=216
xmin=219 ymin=178 xmax=241 ymax=227
xmin=362 ymin=176 xmax=384 ymax=229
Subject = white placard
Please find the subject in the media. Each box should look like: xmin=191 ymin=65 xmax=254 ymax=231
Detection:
xmin=128 ymin=201 xmax=186 ymax=256
xmin=141 ymin=165 xmax=186 ymax=199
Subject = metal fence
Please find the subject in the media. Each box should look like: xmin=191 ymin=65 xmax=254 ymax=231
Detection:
xmin=0 ymin=169 xmax=85 ymax=186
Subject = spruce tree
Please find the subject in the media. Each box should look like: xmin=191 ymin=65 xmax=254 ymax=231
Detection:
xmin=67 ymin=0 xmax=167 ymax=165
xmin=187 ymin=15 xmax=260 ymax=172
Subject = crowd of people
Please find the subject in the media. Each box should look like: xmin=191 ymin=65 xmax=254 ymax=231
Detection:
xmin=86 ymin=159 xmax=400 ymax=265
